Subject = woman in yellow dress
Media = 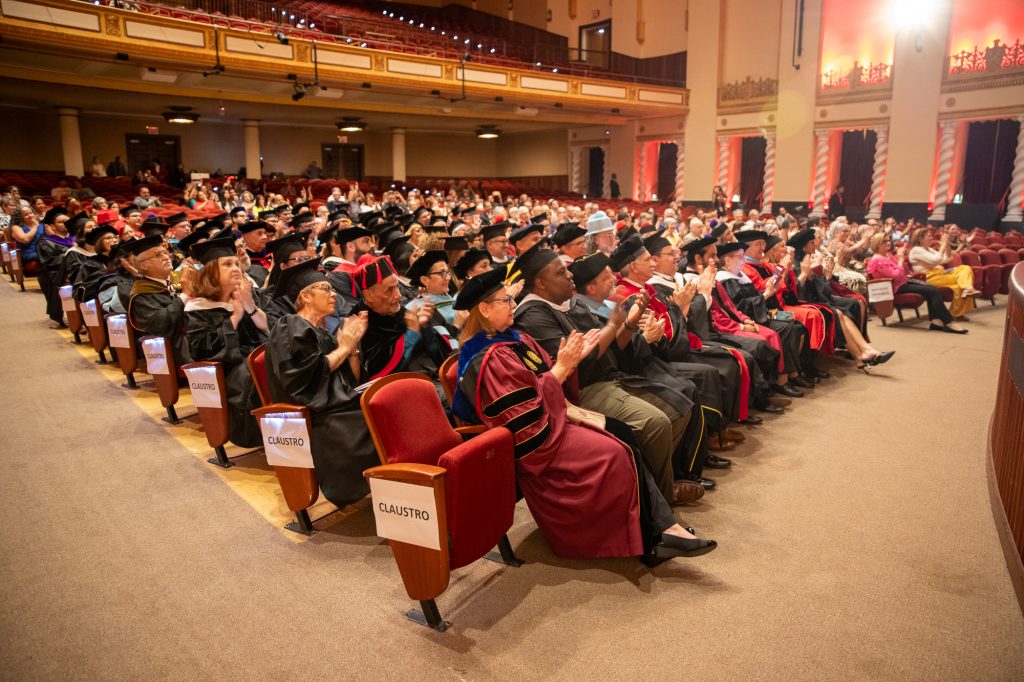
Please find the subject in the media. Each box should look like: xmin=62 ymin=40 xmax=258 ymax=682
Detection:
xmin=907 ymin=227 xmax=980 ymax=320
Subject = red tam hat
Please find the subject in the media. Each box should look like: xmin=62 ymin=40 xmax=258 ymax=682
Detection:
xmin=351 ymin=254 xmax=397 ymax=296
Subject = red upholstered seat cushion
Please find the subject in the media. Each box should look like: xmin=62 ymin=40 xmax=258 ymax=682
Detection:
xmin=893 ymin=293 xmax=925 ymax=307
xmin=439 ymin=427 xmax=515 ymax=570
xmin=365 ymin=378 xmax=461 ymax=465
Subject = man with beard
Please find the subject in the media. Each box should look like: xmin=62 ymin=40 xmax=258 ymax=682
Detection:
xmin=126 ymin=234 xmax=193 ymax=367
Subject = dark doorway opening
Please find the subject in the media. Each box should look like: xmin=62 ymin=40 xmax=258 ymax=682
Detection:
xmin=656 ymin=142 xmax=677 ymax=202
xmin=321 ymin=143 xmax=365 ymax=181
xmin=838 ymin=129 xmax=877 ymax=221
xmin=578 ymin=20 xmax=611 ymax=69
xmin=125 ymin=133 xmax=181 ymax=183
xmin=963 ymin=119 xmax=1019 ymax=205
xmin=739 ymin=136 xmax=767 ymax=210
xmin=588 ymin=146 xmax=605 ymax=197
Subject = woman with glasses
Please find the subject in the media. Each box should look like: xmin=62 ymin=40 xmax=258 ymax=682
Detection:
xmin=405 ymin=250 xmax=461 ymax=348
xmin=450 ymin=266 xmax=717 ymax=564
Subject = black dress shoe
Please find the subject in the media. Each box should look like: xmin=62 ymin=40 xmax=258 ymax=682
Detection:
xmin=740 ymin=415 xmax=764 ymax=425
xmin=792 ymin=375 xmax=816 ymax=389
xmin=866 ymin=350 xmax=895 ymax=366
xmin=773 ymin=383 xmax=804 ymax=398
xmin=686 ymin=476 xmax=716 ymax=490
xmin=705 ymin=454 xmax=732 ymax=469
xmin=642 ymin=535 xmax=718 ymax=564
xmin=757 ymin=403 xmax=785 ymax=414
xmin=809 ymin=367 xmax=831 ymax=379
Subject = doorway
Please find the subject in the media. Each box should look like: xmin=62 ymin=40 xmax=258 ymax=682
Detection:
xmin=838 ymin=129 xmax=877 ymax=221
xmin=321 ymin=143 xmax=365 ymax=181
xmin=587 ymin=146 xmax=605 ymax=197
xmin=657 ymin=143 xmax=677 ymax=202
xmin=579 ymin=20 xmax=610 ymax=69
xmin=125 ymin=134 xmax=181 ymax=183
xmin=963 ymin=119 xmax=1019 ymax=204
xmin=740 ymin=137 xmax=767 ymax=210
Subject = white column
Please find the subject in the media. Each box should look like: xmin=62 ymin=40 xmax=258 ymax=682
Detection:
xmin=674 ymin=135 xmax=685 ymax=203
xmin=865 ymin=125 xmax=889 ymax=219
xmin=242 ymin=120 xmax=261 ymax=180
xmin=601 ymin=144 xmax=611 ymax=198
xmin=391 ymin=127 xmax=406 ymax=183
xmin=570 ymin=146 xmax=583 ymax=194
xmin=761 ymin=131 xmax=776 ymax=213
xmin=928 ymin=120 xmax=959 ymax=223
xmin=634 ymin=141 xmax=647 ymax=201
xmin=809 ymin=129 xmax=831 ymax=218
xmin=1001 ymin=115 xmax=1024 ymax=225
xmin=57 ymin=107 xmax=84 ymax=177
xmin=715 ymin=135 xmax=729 ymax=193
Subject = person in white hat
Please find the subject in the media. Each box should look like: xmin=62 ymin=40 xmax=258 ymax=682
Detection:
xmin=584 ymin=210 xmax=617 ymax=256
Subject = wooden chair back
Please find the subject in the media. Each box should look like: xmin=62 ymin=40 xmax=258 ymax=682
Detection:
xmin=140 ymin=336 xmax=180 ymax=414
xmin=81 ymin=299 xmax=107 ymax=362
xmin=181 ymin=361 xmax=230 ymax=451
xmin=106 ymin=313 xmax=138 ymax=388
xmin=246 ymin=344 xmax=271 ymax=406
xmin=251 ymin=404 xmax=321 ymax=529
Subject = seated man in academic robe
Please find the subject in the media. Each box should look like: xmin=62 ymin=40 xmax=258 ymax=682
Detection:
xmin=126 ymin=234 xmax=193 ymax=367
xmin=37 ymin=207 xmax=76 ymax=325
xmin=265 ymin=259 xmax=379 ymax=508
xmin=240 ymin=220 xmax=271 ymax=284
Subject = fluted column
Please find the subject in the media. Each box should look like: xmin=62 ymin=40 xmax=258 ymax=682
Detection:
xmin=1002 ymin=115 xmax=1024 ymax=225
xmin=809 ymin=129 xmax=831 ymax=218
xmin=674 ymin=136 xmax=685 ymax=202
xmin=928 ymin=120 xmax=958 ymax=223
xmin=242 ymin=120 xmax=261 ymax=180
xmin=391 ymin=128 xmax=406 ymax=183
xmin=634 ymin=141 xmax=647 ymax=201
xmin=570 ymin=146 xmax=583 ymax=194
xmin=715 ymin=135 xmax=729 ymax=195
xmin=866 ymin=125 xmax=889 ymax=219
xmin=57 ymin=107 xmax=84 ymax=177
xmin=601 ymin=144 xmax=610 ymax=197
xmin=761 ymin=131 xmax=776 ymax=213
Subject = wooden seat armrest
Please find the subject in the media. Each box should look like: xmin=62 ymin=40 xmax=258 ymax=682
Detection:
xmin=364 ymin=463 xmax=447 ymax=482
xmin=251 ymin=403 xmax=309 ymax=418
xmin=454 ymin=425 xmax=487 ymax=439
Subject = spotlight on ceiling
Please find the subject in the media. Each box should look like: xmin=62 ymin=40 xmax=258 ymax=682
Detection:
xmin=275 ymin=31 xmax=289 ymax=45
xmin=475 ymin=125 xmax=501 ymax=139
xmin=337 ymin=117 xmax=366 ymax=132
xmin=163 ymin=106 xmax=198 ymax=124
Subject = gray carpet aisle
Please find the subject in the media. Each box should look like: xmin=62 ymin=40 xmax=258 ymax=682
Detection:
xmin=1 ymin=281 xmax=1022 ymax=681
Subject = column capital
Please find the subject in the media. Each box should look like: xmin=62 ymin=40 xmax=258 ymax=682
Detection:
xmin=716 ymin=135 xmax=729 ymax=144
xmin=760 ymin=128 xmax=775 ymax=140
xmin=391 ymin=127 xmax=406 ymax=134
xmin=874 ymin=124 xmax=889 ymax=135
xmin=814 ymin=128 xmax=831 ymax=140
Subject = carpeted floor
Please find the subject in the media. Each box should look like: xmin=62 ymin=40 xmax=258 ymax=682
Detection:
xmin=1 ymin=280 xmax=1021 ymax=681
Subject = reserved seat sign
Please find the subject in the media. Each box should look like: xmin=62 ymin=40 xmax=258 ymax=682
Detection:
xmin=82 ymin=300 xmax=100 ymax=328
xmin=107 ymin=314 xmax=131 ymax=348
xmin=1 ymin=242 xmax=9 ymax=263
xmin=259 ymin=413 xmax=314 ymax=468
xmin=9 ymin=249 xmax=19 ymax=272
xmin=867 ymin=280 xmax=894 ymax=303
xmin=183 ymin=365 xmax=222 ymax=408
xmin=59 ymin=285 xmax=76 ymax=312
xmin=368 ymin=478 xmax=441 ymax=551
xmin=142 ymin=337 xmax=170 ymax=375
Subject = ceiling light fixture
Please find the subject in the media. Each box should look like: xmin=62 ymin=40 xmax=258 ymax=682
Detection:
xmin=338 ymin=117 xmax=366 ymax=132
xmin=476 ymin=125 xmax=501 ymax=139
xmin=163 ymin=106 xmax=198 ymax=124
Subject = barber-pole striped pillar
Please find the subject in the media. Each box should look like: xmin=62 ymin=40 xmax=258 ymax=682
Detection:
xmin=809 ymin=129 xmax=831 ymax=218
xmin=865 ymin=125 xmax=889 ymax=219
xmin=635 ymin=141 xmax=647 ymax=201
xmin=601 ymin=145 xmax=611 ymax=198
xmin=674 ymin=136 xmax=685 ymax=202
xmin=1001 ymin=115 xmax=1024 ymax=225
xmin=928 ymin=120 xmax=959 ymax=223
xmin=762 ymin=132 xmax=776 ymax=213
xmin=571 ymin=147 xmax=583 ymax=194
xmin=716 ymin=135 xmax=729 ymax=198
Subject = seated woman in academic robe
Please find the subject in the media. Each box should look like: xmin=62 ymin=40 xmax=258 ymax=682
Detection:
xmin=59 ymin=220 xmax=117 ymax=293
xmin=184 ymin=237 xmax=269 ymax=448
xmin=404 ymin=249 xmax=462 ymax=349
xmin=907 ymin=227 xmax=979 ymax=321
xmin=265 ymin=258 xmax=380 ymax=508
xmin=787 ymin=229 xmax=894 ymax=370
xmin=451 ymin=266 xmax=716 ymax=564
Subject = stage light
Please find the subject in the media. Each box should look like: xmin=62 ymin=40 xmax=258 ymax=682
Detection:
xmin=337 ymin=117 xmax=366 ymax=132
xmin=275 ymin=31 xmax=289 ymax=45
xmin=476 ymin=125 xmax=501 ymax=139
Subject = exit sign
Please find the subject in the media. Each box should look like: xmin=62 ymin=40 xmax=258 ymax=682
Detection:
xmin=146 ymin=126 xmax=159 ymax=134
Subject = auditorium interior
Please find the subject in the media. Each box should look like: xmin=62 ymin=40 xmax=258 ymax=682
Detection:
xmin=2 ymin=0 xmax=1024 ymax=678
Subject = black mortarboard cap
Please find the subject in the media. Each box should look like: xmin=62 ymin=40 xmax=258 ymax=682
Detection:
xmin=609 ymin=235 xmax=647 ymax=272
xmin=291 ymin=212 xmax=315 ymax=229
xmin=509 ymin=223 xmax=543 ymax=245
xmin=266 ymin=233 xmax=307 ymax=261
xmin=453 ymin=248 xmax=491 ymax=281
xmin=43 ymin=206 xmax=68 ymax=225
xmin=176 ymin=228 xmax=210 ymax=256
xmin=84 ymin=224 xmax=118 ymax=245
xmin=336 ymin=226 xmax=373 ymax=247
xmin=569 ymin=252 xmax=611 ymax=290
xmin=120 ymin=234 xmax=164 ymax=257
xmin=240 ymin=220 xmax=269 ymax=234
xmin=165 ymin=212 xmax=189 ymax=227
xmin=277 ymin=257 xmax=327 ymax=304
xmin=530 ymin=212 xmax=549 ymax=224
xmin=406 ymin=250 xmax=448 ymax=288
xmin=481 ymin=221 xmax=509 ymax=243
xmin=683 ymin=236 xmax=718 ymax=258
xmin=441 ymin=236 xmax=469 ymax=252
xmin=551 ymin=222 xmax=585 ymax=247
xmin=453 ymin=264 xmax=506 ymax=311
xmin=229 ymin=206 xmax=248 ymax=217
xmin=120 ymin=204 xmax=142 ymax=217
xmin=140 ymin=217 xmax=169 ymax=237
xmin=191 ymin=236 xmax=236 ymax=264
xmin=514 ymin=242 xmax=559 ymax=289
xmin=736 ymin=230 xmax=769 ymax=245
xmin=787 ymin=229 xmax=817 ymax=256
xmin=716 ymin=241 xmax=746 ymax=257
xmin=765 ymin=235 xmax=783 ymax=252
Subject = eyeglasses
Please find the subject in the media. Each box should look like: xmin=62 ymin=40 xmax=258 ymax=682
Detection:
xmin=483 ymin=295 xmax=515 ymax=307
xmin=136 ymin=248 xmax=170 ymax=263
xmin=288 ymin=254 xmax=313 ymax=265
xmin=427 ymin=269 xmax=451 ymax=279
xmin=308 ymin=283 xmax=333 ymax=293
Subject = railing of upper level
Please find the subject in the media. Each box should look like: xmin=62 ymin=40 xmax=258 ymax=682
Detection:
xmin=992 ymin=262 xmax=1024 ymax=581
xmin=102 ymin=0 xmax=685 ymax=87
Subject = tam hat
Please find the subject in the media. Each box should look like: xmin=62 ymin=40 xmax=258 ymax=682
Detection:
xmin=609 ymin=235 xmax=647 ymax=272
xmin=453 ymin=265 xmax=506 ymax=311
xmin=190 ymin=236 xmax=236 ymax=264
xmin=569 ymin=252 xmax=611 ymax=290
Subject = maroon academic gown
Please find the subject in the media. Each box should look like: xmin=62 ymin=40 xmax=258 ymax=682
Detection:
xmin=470 ymin=335 xmax=644 ymax=559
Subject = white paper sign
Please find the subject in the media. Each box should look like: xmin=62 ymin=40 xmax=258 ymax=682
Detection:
xmin=10 ymin=250 xmax=21 ymax=272
xmin=142 ymin=337 xmax=170 ymax=375
xmin=260 ymin=415 xmax=314 ymax=468
xmin=1 ymin=243 xmax=9 ymax=263
xmin=368 ymin=477 xmax=441 ymax=551
xmin=184 ymin=365 xmax=223 ymax=408
xmin=59 ymin=285 xmax=76 ymax=312
xmin=107 ymin=314 xmax=131 ymax=348
xmin=82 ymin=300 xmax=100 ymax=328
xmin=867 ymin=280 xmax=894 ymax=303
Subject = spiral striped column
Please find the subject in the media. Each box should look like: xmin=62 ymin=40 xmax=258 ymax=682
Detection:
xmin=761 ymin=132 xmax=776 ymax=213
xmin=928 ymin=120 xmax=959 ymax=223
xmin=635 ymin=141 xmax=647 ymax=201
xmin=601 ymin=144 xmax=611 ymax=198
xmin=865 ymin=125 xmax=889 ymax=219
xmin=570 ymin=146 xmax=583 ymax=194
xmin=1002 ymin=114 xmax=1024 ymax=225
xmin=809 ymin=129 xmax=831 ymax=218
xmin=674 ymin=136 xmax=685 ymax=203
xmin=716 ymin=135 xmax=729 ymax=196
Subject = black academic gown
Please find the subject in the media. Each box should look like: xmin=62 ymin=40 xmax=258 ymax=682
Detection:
xmin=128 ymin=279 xmax=192 ymax=367
xmin=37 ymin=237 xmax=70 ymax=324
xmin=60 ymin=247 xmax=104 ymax=290
xmin=97 ymin=271 xmax=136 ymax=314
xmin=266 ymin=314 xmax=378 ymax=507
xmin=246 ymin=250 xmax=270 ymax=287
xmin=718 ymin=272 xmax=806 ymax=374
xmin=185 ymin=302 xmax=267 ymax=447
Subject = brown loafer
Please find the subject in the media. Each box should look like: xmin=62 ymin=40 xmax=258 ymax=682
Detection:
xmin=709 ymin=435 xmax=737 ymax=452
xmin=770 ymin=396 xmax=792 ymax=408
xmin=671 ymin=480 xmax=705 ymax=506
xmin=723 ymin=427 xmax=746 ymax=443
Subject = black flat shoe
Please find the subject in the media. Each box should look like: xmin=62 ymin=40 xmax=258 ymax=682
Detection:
xmin=773 ymin=384 xmax=804 ymax=398
xmin=687 ymin=476 xmax=716 ymax=490
xmin=866 ymin=350 xmax=895 ymax=366
xmin=705 ymin=454 xmax=732 ymax=469
xmin=645 ymin=535 xmax=718 ymax=563
xmin=792 ymin=375 xmax=816 ymax=389
xmin=810 ymin=368 xmax=831 ymax=379
xmin=740 ymin=415 xmax=764 ymax=425
xmin=757 ymin=404 xmax=785 ymax=414
xmin=930 ymin=323 xmax=968 ymax=334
